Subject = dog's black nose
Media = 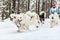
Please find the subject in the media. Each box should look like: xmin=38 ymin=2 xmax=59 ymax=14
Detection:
xmin=52 ymin=17 xmax=54 ymax=19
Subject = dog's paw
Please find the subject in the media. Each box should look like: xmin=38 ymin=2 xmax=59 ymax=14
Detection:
xmin=17 ymin=30 xmax=21 ymax=32
xmin=50 ymin=26 xmax=53 ymax=28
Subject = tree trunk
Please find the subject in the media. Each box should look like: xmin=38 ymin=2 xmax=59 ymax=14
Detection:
xmin=36 ymin=0 xmax=38 ymax=13
xmin=38 ymin=0 xmax=40 ymax=15
xmin=27 ymin=0 xmax=30 ymax=11
xmin=12 ymin=0 xmax=16 ymax=13
xmin=8 ymin=0 xmax=11 ymax=16
xmin=17 ymin=0 xmax=20 ymax=14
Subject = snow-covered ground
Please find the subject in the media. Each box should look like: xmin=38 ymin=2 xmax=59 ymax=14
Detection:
xmin=0 ymin=18 xmax=60 ymax=40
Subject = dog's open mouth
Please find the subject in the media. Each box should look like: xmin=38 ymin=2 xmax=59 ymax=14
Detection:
xmin=10 ymin=17 xmax=13 ymax=21
xmin=10 ymin=18 xmax=13 ymax=21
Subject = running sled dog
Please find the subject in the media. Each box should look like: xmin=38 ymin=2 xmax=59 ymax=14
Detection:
xmin=39 ymin=11 xmax=46 ymax=24
xmin=10 ymin=13 xmax=31 ymax=32
xmin=49 ymin=13 xmax=59 ymax=28
xmin=10 ymin=11 xmax=41 ymax=32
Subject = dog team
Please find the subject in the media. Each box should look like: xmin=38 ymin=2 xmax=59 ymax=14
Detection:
xmin=9 ymin=3 xmax=60 ymax=32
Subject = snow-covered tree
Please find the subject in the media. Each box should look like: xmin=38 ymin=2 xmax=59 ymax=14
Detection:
xmin=0 ymin=0 xmax=54 ymax=19
xmin=0 ymin=0 xmax=9 ymax=20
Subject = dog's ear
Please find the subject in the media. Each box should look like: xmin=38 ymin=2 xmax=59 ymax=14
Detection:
xmin=14 ymin=16 xmax=16 ymax=19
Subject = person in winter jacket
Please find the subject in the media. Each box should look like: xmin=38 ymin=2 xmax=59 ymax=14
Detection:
xmin=50 ymin=4 xmax=59 ymax=14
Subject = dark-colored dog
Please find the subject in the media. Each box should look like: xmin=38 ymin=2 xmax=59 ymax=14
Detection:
xmin=39 ymin=13 xmax=45 ymax=24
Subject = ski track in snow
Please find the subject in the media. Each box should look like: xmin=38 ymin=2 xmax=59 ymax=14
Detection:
xmin=0 ymin=18 xmax=60 ymax=40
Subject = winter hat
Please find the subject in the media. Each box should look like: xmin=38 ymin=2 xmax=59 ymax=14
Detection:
xmin=52 ymin=4 xmax=56 ymax=7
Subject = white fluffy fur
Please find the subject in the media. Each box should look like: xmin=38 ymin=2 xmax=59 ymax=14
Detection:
xmin=10 ymin=11 xmax=41 ymax=32
xmin=49 ymin=13 xmax=59 ymax=28
xmin=10 ymin=13 xmax=31 ymax=32
xmin=26 ymin=11 xmax=40 ymax=25
xmin=30 ymin=12 xmax=40 ymax=25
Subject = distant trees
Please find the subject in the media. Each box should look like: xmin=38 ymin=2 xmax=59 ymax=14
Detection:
xmin=0 ymin=0 xmax=53 ymax=19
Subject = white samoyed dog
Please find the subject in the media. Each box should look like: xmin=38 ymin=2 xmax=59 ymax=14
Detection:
xmin=49 ymin=13 xmax=59 ymax=28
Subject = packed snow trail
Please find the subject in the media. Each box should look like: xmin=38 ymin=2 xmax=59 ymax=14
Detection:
xmin=0 ymin=18 xmax=60 ymax=40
